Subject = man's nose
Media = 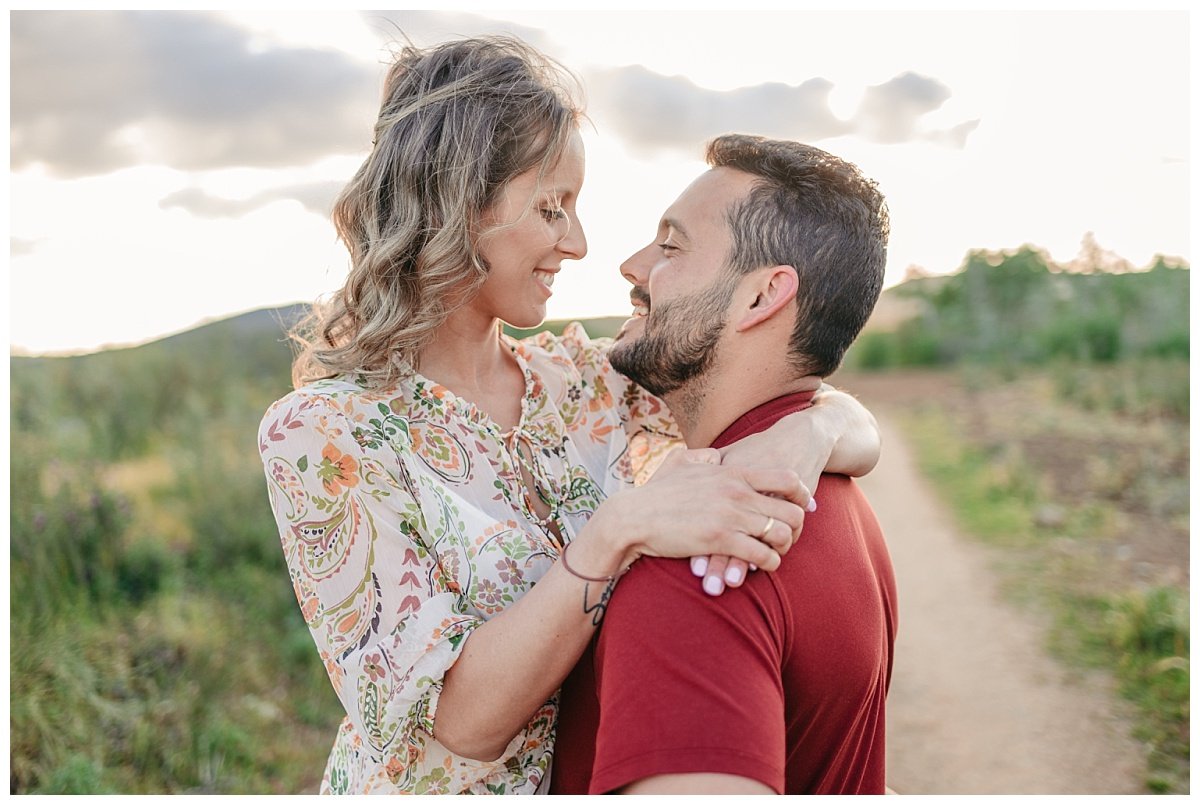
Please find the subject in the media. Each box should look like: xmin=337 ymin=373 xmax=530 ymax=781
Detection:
xmin=620 ymin=242 xmax=657 ymax=285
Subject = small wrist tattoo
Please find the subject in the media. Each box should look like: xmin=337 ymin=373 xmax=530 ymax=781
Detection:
xmin=582 ymin=577 xmax=618 ymax=627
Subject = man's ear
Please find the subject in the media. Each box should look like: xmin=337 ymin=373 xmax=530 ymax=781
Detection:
xmin=734 ymin=265 xmax=799 ymax=332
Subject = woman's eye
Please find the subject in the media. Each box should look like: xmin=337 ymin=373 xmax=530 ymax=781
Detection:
xmin=541 ymin=207 xmax=566 ymax=222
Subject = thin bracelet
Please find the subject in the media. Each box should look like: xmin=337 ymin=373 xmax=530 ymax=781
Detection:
xmin=559 ymin=540 xmax=625 ymax=583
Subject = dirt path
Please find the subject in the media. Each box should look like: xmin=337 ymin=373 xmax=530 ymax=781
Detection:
xmin=855 ymin=411 xmax=1147 ymax=794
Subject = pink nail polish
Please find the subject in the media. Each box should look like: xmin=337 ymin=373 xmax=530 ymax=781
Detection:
xmin=703 ymin=576 xmax=724 ymax=596
xmin=806 ymin=498 xmax=818 ymax=513
xmin=724 ymin=566 xmax=742 ymax=585
xmin=749 ymin=563 xmax=758 ymax=572
xmin=691 ymin=556 xmax=708 ymax=577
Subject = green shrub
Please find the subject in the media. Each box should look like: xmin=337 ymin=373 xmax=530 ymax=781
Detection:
xmin=845 ymin=332 xmax=895 ymax=370
xmin=117 ymin=539 xmax=179 ymax=604
xmin=1107 ymin=587 xmax=1189 ymax=660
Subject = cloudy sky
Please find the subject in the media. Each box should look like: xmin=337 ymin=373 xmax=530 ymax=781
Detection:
xmin=8 ymin=9 xmax=1192 ymax=354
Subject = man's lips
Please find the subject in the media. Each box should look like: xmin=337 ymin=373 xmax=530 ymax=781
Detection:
xmin=630 ymin=287 xmax=651 ymax=317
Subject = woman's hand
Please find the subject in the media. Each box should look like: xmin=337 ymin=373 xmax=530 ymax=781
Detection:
xmin=690 ymin=493 xmax=817 ymax=595
xmin=581 ymin=447 xmax=809 ymax=576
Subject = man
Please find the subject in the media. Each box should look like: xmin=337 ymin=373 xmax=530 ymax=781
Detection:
xmin=550 ymin=134 xmax=896 ymax=795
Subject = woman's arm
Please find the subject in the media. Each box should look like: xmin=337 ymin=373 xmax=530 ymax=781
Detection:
xmin=435 ymin=449 xmax=808 ymax=760
xmin=721 ymin=384 xmax=881 ymax=491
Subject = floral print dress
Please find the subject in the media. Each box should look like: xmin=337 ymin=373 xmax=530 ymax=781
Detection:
xmin=258 ymin=324 xmax=678 ymax=794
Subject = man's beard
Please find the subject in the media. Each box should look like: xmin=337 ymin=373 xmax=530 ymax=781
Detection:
xmin=610 ymin=274 xmax=737 ymax=398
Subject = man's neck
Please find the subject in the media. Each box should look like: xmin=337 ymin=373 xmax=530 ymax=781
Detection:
xmin=666 ymin=370 xmax=823 ymax=448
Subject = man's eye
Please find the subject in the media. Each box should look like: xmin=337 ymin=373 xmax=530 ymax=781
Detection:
xmin=657 ymin=242 xmax=678 ymax=253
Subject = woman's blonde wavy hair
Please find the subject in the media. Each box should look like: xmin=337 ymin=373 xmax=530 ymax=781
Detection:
xmin=290 ymin=36 xmax=583 ymax=389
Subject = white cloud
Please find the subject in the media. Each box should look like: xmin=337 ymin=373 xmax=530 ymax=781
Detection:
xmin=159 ymin=181 xmax=344 ymax=219
xmin=11 ymin=10 xmax=379 ymax=177
xmin=585 ymin=65 xmax=976 ymax=157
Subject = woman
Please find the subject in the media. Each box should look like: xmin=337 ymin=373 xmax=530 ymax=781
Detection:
xmin=259 ymin=36 xmax=879 ymax=794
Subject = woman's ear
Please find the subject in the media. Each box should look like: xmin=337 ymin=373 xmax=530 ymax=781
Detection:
xmin=734 ymin=265 xmax=799 ymax=332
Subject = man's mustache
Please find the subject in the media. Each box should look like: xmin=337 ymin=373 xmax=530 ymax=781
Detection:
xmin=630 ymin=286 xmax=652 ymax=308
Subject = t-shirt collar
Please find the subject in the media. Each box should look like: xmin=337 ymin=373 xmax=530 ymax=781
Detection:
xmin=709 ymin=390 xmax=818 ymax=449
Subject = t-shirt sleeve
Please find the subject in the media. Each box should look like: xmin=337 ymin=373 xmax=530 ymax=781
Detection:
xmin=258 ymin=389 xmax=507 ymax=787
xmin=588 ymin=558 xmax=788 ymax=794
xmin=526 ymin=322 xmax=682 ymax=484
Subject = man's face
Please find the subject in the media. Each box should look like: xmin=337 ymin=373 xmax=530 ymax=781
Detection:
xmin=609 ymin=168 xmax=759 ymax=397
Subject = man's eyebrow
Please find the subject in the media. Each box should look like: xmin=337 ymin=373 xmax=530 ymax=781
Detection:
xmin=661 ymin=217 xmax=690 ymax=241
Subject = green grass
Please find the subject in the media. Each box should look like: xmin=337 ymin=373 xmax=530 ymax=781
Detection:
xmin=9 ymin=487 xmax=343 ymax=794
xmin=904 ymin=412 xmax=1037 ymax=547
xmin=1056 ymin=586 xmax=1190 ymax=793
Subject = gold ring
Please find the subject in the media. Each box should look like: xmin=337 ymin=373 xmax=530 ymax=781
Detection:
xmin=760 ymin=516 xmax=776 ymax=538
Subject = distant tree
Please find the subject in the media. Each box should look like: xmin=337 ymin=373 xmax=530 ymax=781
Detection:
xmin=844 ymin=243 xmax=1188 ymax=370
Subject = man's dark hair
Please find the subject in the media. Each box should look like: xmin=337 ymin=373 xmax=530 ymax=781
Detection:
xmin=707 ymin=134 xmax=889 ymax=377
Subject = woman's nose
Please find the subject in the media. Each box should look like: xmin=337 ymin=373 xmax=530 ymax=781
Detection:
xmin=558 ymin=213 xmax=587 ymax=260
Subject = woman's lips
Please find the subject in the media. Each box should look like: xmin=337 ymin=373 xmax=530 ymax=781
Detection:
xmin=533 ymin=269 xmax=557 ymax=297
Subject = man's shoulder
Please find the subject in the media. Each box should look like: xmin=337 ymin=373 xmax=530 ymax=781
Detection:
xmin=810 ymin=474 xmax=882 ymax=528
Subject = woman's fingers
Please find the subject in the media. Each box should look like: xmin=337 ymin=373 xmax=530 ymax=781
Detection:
xmin=712 ymin=557 xmax=751 ymax=594
xmin=726 ymin=534 xmax=782 ymax=572
xmin=701 ymin=554 xmax=731 ymax=596
xmin=697 ymin=510 xmax=797 ymax=596
xmin=735 ymin=466 xmax=811 ymax=509
xmin=745 ymin=496 xmax=807 ymax=549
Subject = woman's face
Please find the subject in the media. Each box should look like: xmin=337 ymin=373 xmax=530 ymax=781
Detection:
xmin=470 ymin=129 xmax=588 ymax=329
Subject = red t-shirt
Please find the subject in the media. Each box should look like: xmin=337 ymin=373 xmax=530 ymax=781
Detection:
xmin=551 ymin=391 xmax=898 ymax=794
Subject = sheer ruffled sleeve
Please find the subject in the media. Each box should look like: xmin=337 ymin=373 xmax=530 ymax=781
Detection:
xmin=258 ymin=388 xmax=523 ymax=790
